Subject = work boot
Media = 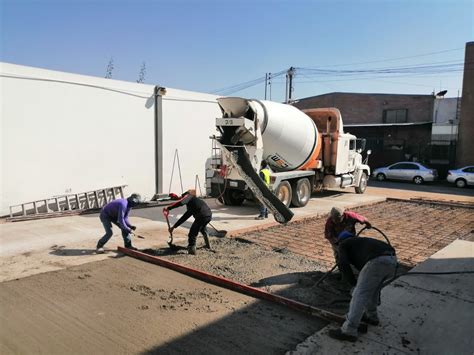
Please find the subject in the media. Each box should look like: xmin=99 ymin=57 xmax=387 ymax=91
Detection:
xmin=188 ymin=245 xmax=196 ymax=255
xmin=328 ymin=328 xmax=357 ymax=342
xmin=362 ymin=314 xmax=380 ymax=326
xmin=255 ymin=215 xmax=265 ymax=220
xmin=96 ymin=247 xmax=105 ymax=254
xmin=264 ymin=213 xmax=269 ymax=218
xmin=203 ymin=234 xmax=211 ymax=249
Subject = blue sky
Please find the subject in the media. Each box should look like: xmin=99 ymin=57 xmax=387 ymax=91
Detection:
xmin=1 ymin=0 xmax=472 ymax=101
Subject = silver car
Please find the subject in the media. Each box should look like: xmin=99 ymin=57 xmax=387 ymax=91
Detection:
xmin=372 ymin=162 xmax=437 ymax=184
xmin=447 ymin=166 xmax=474 ymax=188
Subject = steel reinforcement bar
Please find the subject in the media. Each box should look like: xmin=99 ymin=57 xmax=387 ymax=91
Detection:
xmin=118 ymin=247 xmax=367 ymax=332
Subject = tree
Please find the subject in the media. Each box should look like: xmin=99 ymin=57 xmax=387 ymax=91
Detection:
xmin=137 ymin=62 xmax=146 ymax=83
xmin=105 ymin=57 xmax=114 ymax=79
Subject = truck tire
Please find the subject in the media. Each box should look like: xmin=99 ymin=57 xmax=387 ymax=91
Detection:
xmin=223 ymin=189 xmax=245 ymax=206
xmin=355 ymin=173 xmax=368 ymax=194
xmin=291 ymin=178 xmax=311 ymax=207
xmin=275 ymin=181 xmax=292 ymax=208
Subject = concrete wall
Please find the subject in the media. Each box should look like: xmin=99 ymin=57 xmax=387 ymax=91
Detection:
xmin=433 ymin=97 xmax=458 ymax=124
xmin=456 ymin=42 xmax=474 ymax=167
xmin=0 ymin=63 xmax=220 ymax=216
xmin=161 ymin=89 xmax=221 ymax=196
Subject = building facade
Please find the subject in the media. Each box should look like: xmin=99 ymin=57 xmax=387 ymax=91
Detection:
xmin=456 ymin=41 xmax=474 ymax=167
xmin=293 ymin=92 xmax=435 ymax=172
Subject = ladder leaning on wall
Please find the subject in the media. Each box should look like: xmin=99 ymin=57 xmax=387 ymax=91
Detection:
xmin=8 ymin=185 xmax=127 ymax=220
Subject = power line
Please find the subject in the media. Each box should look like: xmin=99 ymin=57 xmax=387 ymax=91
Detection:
xmin=301 ymin=47 xmax=464 ymax=68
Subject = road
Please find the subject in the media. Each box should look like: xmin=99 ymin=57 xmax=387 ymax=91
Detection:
xmin=365 ymin=180 xmax=474 ymax=203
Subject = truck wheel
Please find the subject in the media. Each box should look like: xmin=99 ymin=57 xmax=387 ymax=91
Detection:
xmin=275 ymin=181 xmax=292 ymax=207
xmin=223 ymin=189 xmax=245 ymax=206
xmin=291 ymin=178 xmax=311 ymax=207
xmin=355 ymin=173 xmax=368 ymax=194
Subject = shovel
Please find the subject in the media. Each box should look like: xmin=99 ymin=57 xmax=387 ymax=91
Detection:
xmin=162 ymin=208 xmax=176 ymax=248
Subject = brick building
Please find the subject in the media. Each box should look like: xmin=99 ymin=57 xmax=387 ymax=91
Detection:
xmin=456 ymin=41 xmax=474 ymax=167
xmin=293 ymin=92 xmax=435 ymax=170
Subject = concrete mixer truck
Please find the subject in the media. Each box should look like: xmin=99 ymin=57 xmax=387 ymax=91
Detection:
xmin=207 ymin=97 xmax=371 ymax=224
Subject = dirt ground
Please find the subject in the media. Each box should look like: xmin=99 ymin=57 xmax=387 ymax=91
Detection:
xmin=1 ymin=199 xmax=472 ymax=354
xmin=0 ymin=255 xmax=327 ymax=355
xmin=143 ymin=238 xmax=355 ymax=314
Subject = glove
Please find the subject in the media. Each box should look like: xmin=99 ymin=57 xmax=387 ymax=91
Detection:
xmin=130 ymin=225 xmax=137 ymax=231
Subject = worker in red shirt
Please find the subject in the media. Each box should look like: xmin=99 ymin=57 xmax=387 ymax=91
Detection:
xmin=324 ymin=206 xmax=371 ymax=262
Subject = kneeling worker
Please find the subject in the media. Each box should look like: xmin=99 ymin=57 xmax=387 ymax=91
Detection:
xmin=164 ymin=189 xmax=212 ymax=255
xmin=328 ymin=232 xmax=397 ymax=342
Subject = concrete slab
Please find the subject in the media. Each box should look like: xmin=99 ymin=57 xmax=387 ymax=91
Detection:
xmin=287 ymin=239 xmax=474 ymax=355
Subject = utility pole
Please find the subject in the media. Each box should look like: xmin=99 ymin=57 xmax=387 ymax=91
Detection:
xmin=268 ymin=72 xmax=272 ymax=100
xmin=264 ymin=73 xmax=268 ymax=100
xmin=285 ymin=67 xmax=295 ymax=103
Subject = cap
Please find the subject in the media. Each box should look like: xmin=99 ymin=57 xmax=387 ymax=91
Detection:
xmin=330 ymin=207 xmax=344 ymax=221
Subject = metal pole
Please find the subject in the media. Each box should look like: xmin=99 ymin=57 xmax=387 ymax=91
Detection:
xmin=264 ymin=73 xmax=268 ymax=100
xmin=288 ymin=67 xmax=294 ymax=102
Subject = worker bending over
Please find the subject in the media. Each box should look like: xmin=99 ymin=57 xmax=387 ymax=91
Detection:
xmin=96 ymin=193 xmax=142 ymax=253
xmin=164 ymin=189 xmax=212 ymax=255
xmin=325 ymin=206 xmax=371 ymax=261
xmin=328 ymin=233 xmax=397 ymax=342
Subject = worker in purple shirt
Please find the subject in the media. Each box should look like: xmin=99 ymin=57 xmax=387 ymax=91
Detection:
xmin=96 ymin=193 xmax=142 ymax=253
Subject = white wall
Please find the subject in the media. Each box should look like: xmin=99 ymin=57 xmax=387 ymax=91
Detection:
xmin=161 ymin=89 xmax=221 ymax=196
xmin=433 ymin=97 xmax=458 ymax=124
xmin=0 ymin=62 xmax=221 ymax=216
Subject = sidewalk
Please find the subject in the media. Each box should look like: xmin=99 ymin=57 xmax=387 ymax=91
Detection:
xmin=288 ymin=239 xmax=474 ymax=355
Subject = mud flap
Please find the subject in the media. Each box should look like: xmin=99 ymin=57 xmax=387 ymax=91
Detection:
xmin=221 ymin=145 xmax=293 ymax=224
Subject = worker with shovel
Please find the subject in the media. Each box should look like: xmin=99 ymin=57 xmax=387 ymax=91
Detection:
xmin=164 ymin=189 xmax=212 ymax=255
xmin=324 ymin=207 xmax=371 ymax=262
xmin=328 ymin=232 xmax=397 ymax=342
xmin=96 ymin=193 xmax=142 ymax=253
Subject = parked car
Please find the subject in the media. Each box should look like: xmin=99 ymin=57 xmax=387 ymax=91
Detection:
xmin=372 ymin=162 xmax=437 ymax=184
xmin=447 ymin=166 xmax=474 ymax=188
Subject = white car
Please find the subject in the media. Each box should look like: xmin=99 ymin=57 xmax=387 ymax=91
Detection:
xmin=372 ymin=162 xmax=437 ymax=184
xmin=447 ymin=166 xmax=474 ymax=188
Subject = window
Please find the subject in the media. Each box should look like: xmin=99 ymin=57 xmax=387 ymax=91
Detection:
xmin=383 ymin=109 xmax=408 ymax=123
xmin=349 ymin=140 xmax=356 ymax=150
xmin=389 ymin=163 xmax=403 ymax=170
xmin=463 ymin=167 xmax=474 ymax=173
xmin=390 ymin=163 xmax=419 ymax=170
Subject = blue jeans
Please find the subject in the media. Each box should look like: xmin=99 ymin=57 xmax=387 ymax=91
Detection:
xmin=341 ymin=255 xmax=397 ymax=336
xmin=97 ymin=214 xmax=132 ymax=248
xmin=258 ymin=204 xmax=268 ymax=217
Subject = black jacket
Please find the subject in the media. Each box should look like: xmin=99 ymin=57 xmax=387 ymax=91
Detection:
xmin=338 ymin=237 xmax=396 ymax=286
xmin=168 ymin=194 xmax=212 ymax=228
